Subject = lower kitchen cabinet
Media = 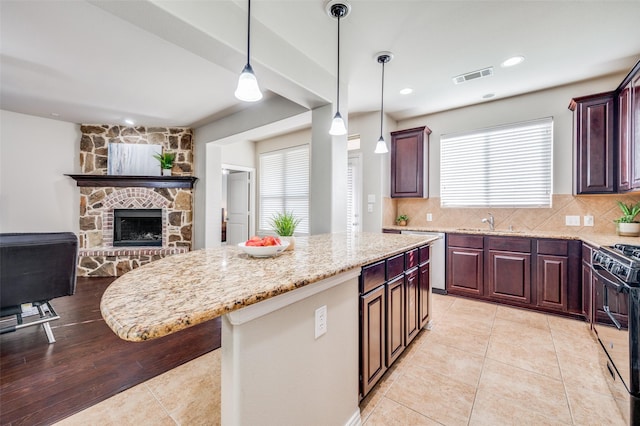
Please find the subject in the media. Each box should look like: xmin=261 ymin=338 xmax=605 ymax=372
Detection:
xmin=405 ymin=267 xmax=420 ymax=345
xmin=488 ymin=250 xmax=531 ymax=304
xmin=582 ymin=243 xmax=595 ymax=323
xmin=386 ymin=276 xmax=405 ymax=366
xmin=446 ymin=234 xmax=583 ymax=317
xmin=447 ymin=234 xmax=484 ymax=297
xmin=360 ymin=285 xmax=386 ymax=397
xmin=359 ymin=243 xmax=432 ymax=399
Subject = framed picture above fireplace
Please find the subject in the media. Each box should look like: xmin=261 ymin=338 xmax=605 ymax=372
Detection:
xmin=108 ymin=143 xmax=162 ymax=176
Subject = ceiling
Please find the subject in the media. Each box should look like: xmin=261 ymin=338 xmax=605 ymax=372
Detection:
xmin=2 ymin=0 xmax=640 ymax=133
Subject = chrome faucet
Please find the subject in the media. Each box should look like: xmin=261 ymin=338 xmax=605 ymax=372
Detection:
xmin=481 ymin=213 xmax=495 ymax=231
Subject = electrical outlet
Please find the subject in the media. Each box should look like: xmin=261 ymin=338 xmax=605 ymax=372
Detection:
xmin=565 ymin=215 xmax=581 ymax=226
xmin=584 ymin=215 xmax=594 ymax=226
xmin=315 ymin=305 xmax=327 ymax=339
xmin=426 ymin=213 xmax=433 ymax=222
xmin=367 ymin=204 xmax=373 ymax=213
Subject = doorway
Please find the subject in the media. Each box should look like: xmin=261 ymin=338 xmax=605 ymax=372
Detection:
xmin=221 ymin=164 xmax=255 ymax=245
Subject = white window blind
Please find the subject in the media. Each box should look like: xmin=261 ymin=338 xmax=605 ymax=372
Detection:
xmin=440 ymin=117 xmax=553 ymax=208
xmin=259 ymin=145 xmax=310 ymax=234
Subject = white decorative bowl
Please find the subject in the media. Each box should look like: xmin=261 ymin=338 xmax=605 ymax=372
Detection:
xmin=237 ymin=241 xmax=290 ymax=257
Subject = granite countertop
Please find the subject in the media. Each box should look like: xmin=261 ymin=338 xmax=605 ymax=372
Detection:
xmin=100 ymin=232 xmax=436 ymax=342
xmin=383 ymin=225 xmax=640 ymax=248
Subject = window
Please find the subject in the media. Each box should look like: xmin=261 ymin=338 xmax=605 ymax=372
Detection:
xmin=259 ymin=145 xmax=309 ymax=234
xmin=440 ymin=117 xmax=553 ymax=208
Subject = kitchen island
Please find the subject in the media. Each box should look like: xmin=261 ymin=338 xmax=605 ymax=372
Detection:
xmin=101 ymin=232 xmax=436 ymax=425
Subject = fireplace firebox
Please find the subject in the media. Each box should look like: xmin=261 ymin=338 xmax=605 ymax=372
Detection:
xmin=113 ymin=209 xmax=162 ymax=247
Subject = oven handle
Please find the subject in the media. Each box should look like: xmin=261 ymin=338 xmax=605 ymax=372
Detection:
xmin=592 ymin=265 xmax=623 ymax=330
xmin=592 ymin=264 xmax=626 ymax=292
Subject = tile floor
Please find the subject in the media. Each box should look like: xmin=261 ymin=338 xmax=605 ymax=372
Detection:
xmin=56 ymin=294 xmax=627 ymax=425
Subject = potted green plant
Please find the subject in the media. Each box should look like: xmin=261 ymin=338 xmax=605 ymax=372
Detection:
xmin=270 ymin=211 xmax=301 ymax=251
xmin=396 ymin=214 xmax=409 ymax=226
xmin=153 ymin=152 xmax=176 ymax=176
xmin=614 ymin=201 xmax=640 ymax=236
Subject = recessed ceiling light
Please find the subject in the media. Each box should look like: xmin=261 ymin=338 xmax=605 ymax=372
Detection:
xmin=501 ymin=56 xmax=525 ymax=67
xmin=482 ymin=93 xmax=495 ymax=99
xmin=124 ymin=119 xmax=135 ymax=125
xmin=400 ymin=88 xmax=413 ymax=95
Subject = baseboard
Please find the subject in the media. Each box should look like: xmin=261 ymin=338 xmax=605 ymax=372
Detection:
xmin=345 ymin=409 xmax=362 ymax=426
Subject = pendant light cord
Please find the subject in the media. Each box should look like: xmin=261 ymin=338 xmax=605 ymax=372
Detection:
xmin=336 ymin=12 xmax=341 ymax=110
xmin=246 ymin=0 xmax=251 ymax=63
xmin=380 ymin=59 xmax=385 ymax=137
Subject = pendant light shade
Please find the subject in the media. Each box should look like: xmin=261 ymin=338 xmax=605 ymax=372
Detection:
xmin=375 ymin=52 xmax=393 ymax=154
xmin=235 ymin=0 xmax=262 ymax=102
xmin=327 ymin=2 xmax=350 ymax=136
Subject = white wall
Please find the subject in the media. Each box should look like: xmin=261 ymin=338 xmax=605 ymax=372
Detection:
xmin=221 ymin=139 xmax=255 ymax=169
xmin=0 ymin=110 xmax=80 ymax=233
xmin=397 ymin=73 xmax=625 ymax=196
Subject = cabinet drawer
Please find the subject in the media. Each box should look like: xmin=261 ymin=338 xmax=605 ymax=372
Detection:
xmin=487 ymin=236 xmax=531 ymax=253
xmin=419 ymin=245 xmax=430 ymax=264
xmin=406 ymin=248 xmax=418 ymax=269
xmin=361 ymin=261 xmax=386 ymax=294
xmin=448 ymin=234 xmax=484 ymax=249
xmin=537 ymin=239 xmax=568 ymax=256
xmin=387 ymin=253 xmax=405 ymax=280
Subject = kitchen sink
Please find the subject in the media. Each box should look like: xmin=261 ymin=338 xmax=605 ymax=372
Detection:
xmin=456 ymin=227 xmax=524 ymax=234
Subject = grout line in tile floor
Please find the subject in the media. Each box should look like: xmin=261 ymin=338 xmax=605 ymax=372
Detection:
xmin=55 ymin=293 xmax=626 ymax=426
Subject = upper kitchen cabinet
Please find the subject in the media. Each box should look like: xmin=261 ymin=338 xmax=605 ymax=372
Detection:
xmin=570 ymin=92 xmax=616 ymax=194
xmin=390 ymin=126 xmax=431 ymax=198
xmin=629 ymin=65 xmax=640 ymax=189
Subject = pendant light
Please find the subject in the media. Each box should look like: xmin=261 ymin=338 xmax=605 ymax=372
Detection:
xmin=374 ymin=52 xmax=392 ymax=154
xmin=235 ymin=0 xmax=262 ymax=102
xmin=327 ymin=2 xmax=350 ymax=136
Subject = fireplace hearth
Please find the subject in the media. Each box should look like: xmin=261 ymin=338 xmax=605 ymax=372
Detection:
xmin=114 ymin=209 xmax=162 ymax=247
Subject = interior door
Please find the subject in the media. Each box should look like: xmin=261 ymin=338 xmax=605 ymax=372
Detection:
xmin=226 ymin=171 xmax=249 ymax=245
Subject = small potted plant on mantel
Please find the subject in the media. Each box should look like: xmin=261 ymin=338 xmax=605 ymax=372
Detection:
xmin=614 ymin=201 xmax=640 ymax=236
xmin=270 ymin=211 xmax=301 ymax=251
xmin=396 ymin=214 xmax=409 ymax=226
xmin=154 ymin=152 xmax=176 ymax=176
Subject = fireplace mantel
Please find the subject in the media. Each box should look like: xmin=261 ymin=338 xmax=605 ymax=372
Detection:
xmin=66 ymin=174 xmax=198 ymax=189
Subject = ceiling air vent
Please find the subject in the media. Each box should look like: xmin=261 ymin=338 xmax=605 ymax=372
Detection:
xmin=452 ymin=67 xmax=494 ymax=85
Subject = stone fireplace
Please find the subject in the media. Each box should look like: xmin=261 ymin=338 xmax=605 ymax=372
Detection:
xmin=74 ymin=125 xmax=196 ymax=277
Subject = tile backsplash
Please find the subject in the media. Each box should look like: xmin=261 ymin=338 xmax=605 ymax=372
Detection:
xmin=384 ymin=194 xmax=640 ymax=235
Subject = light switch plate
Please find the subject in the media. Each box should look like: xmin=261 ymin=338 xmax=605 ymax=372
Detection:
xmin=426 ymin=213 xmax=433 ymax=222
xmin=367 ymin=194 xmax=376 ymax=203
xmin=584 ymin=215 xmax=594 ymax=226
xmin=367 ymin=204 xmax=373 ymax=213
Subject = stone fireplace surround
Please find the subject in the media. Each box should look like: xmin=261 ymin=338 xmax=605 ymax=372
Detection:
xmin=76 ymin=125 xmax=195 ymax=277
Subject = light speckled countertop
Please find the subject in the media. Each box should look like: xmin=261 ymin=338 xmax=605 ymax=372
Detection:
xmin=100 ymin=232 xmax=436 ymax=342
xmin=383 ymin=225 xmax=640 ymax=248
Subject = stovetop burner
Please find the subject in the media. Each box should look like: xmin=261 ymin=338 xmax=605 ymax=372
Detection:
xmin=613 ymin=243 xmax=640 ymax=260
xmin=594 ymin=244 xmax=640 ymax=286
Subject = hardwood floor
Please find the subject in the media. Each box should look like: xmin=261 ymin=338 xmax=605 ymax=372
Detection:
xmin=0 ymin=277 xmax=221 ymax=426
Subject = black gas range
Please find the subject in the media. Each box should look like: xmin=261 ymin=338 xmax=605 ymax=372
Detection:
xmin=592 ymin=244 xmax=640 ymax=426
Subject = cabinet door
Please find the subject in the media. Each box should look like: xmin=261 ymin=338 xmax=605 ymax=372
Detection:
xmin=488 ymin=250 xmax=531 ymax=304
xmin=386 ymin=276 xmax=405 ymax=366
xmin=405 ymin=268 xmax=419 ymax=345
xmin=631 ymin=72 xmax=640 ymax=189
xmin=447 ymin=247 xmax=484 ymax=297
xmin=537 ymin=254 xmax=568 ymax=312
xmin=619 ymin=83 xmax=632 ymax=191
xmin=360 ymin=285 xmax=387 ymax=397
xmin=571 ymin=93 xmax=615 ymax=194
xmin=418 ymin=262 xmax=430 ymax=329
xmin=390 ymin=127 xmax=429 ymax=198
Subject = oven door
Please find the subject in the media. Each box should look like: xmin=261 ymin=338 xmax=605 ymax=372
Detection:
xmin=592 ymin=264 xmax=630 ymax=393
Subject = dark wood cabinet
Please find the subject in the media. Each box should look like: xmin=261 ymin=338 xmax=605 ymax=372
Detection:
xmin=386 ymin=276 xmax=405 ymax=366
xmin=447 ymin=234 xmax=484 ymax=297
xmin=582 ymin=243 xmax=595 ymax=324
xmin=390 ymin=126 xmax=431 ymax=198
xmin=570 ymin=92 xmax=616 ymax=194
xmin=446 ymin=234 xmax=583 ymax=318
xmin=619 ymin=83 xmax=632 ymax=191
xmin=488 ymin=250 xmax=532 ymax=304
xmin=404 ymin=267 xmax=419 ymax=345
xmin=360 ymin=285 xmax=386 ymax=397
xmin=631 ymin=71 xmax=640 ymax=189
xmin=359 ymin=243 xmax=433 ymax=399
xmin=418 ymin=262 xmax=430 ymax=329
